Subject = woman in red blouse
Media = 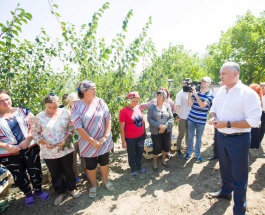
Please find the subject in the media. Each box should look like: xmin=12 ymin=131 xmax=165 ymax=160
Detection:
xmin=119 ymin=92 xmax=146 ymax=177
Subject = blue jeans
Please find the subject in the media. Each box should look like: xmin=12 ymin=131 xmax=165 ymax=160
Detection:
xmin=187 ymin=120 xmax=205 ymax=157
xmin=217 ymin=131 xmax=250 ymax=215
xmin=126 ymin=133 xmax=145 ymax=172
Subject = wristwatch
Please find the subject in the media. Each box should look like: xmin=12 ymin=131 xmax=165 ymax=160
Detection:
xmin=227 ymin=121 xmax=231 ymax=128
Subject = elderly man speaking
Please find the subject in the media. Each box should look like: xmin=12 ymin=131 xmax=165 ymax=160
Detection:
xmin=208 ymin=62 xmax=261 ymax=215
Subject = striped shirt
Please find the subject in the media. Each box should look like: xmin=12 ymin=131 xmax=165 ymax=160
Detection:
xmin=71 ymin=97 xmax=113 ymax=158
xmin=0 ymin=108 xmax=37 ymax=157
xmin=187 ymin=91 xmax=214 ymax=124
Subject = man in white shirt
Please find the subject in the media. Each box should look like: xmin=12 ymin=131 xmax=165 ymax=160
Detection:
xmin=260 ymin=82 xmax=265 ymax=145
xmin=174 ymin=79 xmax=191 ymax=157
xmin=209 ymin=62 xmax=261 ymax=215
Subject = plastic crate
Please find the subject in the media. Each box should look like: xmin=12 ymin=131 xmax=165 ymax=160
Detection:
xmin=143 ymin=137 xmax=153 ymax=159
xmin=171 ymin=134 xmax=178 ymax=151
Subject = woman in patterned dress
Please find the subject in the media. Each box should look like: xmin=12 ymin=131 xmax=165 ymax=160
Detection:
xmin=71 ymin=80 xmax=114 ymax=198
xmin=33 ymin=93 xmax=80 ymax=206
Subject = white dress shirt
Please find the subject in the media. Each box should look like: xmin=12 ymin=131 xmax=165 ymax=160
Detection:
xmin=175 ymin=90 xmax=190 ymax=119
xmin=210 ymin=81 xmax=262 ymax=134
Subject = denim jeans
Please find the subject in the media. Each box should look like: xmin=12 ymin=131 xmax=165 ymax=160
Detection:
xmin=187 ymin=120 xmax=205 ymax=157
xmin=125 ymin=133 xmax=145 ymax=172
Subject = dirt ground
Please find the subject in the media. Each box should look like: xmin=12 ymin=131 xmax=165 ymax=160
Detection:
xmin=1 ymin=123 xmax=265 ymax=215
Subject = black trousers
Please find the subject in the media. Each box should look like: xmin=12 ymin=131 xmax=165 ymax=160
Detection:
xmin=0 ymin=145 xmax=43 ymax=195
xmin=210 ymin=128 xmax=219 ymax=157
xmin=44 ymin=152 xmax=76 ymax=194
xmin=250 ymin=127 xmax=260 ymax=149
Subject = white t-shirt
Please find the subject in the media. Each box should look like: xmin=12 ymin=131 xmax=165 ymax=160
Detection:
xmin=175 ymin=90 xmax=190 ymax=119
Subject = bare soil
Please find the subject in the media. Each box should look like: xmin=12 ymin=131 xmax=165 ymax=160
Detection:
xmin=1 ymin=123 xmax=265 ymax=215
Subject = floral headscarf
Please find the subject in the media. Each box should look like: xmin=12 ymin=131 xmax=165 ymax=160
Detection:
xmin=76 ymin=80 xmax=96 ymax=93
xmin=126 ymin=91 xmax=140 ymax=99
xmin=157 ymin=89 xmax=167 ymax=100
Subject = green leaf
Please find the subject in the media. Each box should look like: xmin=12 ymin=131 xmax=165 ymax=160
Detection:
xmin=13 ymin=25 xmax=22 ymax=32
xmin=1 ymin=68 xmax=8 ymax=73
xmin=24 ymin=13 xmax=33 ymax=20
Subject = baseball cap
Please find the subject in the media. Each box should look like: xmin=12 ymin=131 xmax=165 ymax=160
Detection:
xmin=201 ymin=76 xmax=211 ymax=84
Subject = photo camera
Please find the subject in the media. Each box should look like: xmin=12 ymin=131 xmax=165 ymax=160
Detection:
xmin=183 ymin=78 xmax=201 ymax=93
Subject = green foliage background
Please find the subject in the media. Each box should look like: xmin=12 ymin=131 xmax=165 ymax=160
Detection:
xmin=1 ymin=2 xmax=265 ymax=142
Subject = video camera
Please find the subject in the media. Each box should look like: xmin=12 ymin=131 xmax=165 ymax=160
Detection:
xmin=183 ymin=78 xmax=201 ymax=93
xmin=173 ymin=113 xmax=180 ymax=119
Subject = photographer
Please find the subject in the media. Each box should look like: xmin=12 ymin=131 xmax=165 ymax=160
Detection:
xmin=184 ymin=76 xmax=214 ymax=162
xmin=174 ymin=78 xmax=191 ymax=158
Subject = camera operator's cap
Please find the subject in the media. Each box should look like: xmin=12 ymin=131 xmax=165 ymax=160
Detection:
xmin=126 ymin=91 xmax=140 ymax=99
xmin=201 ymin=76 xmax=211 ymax=84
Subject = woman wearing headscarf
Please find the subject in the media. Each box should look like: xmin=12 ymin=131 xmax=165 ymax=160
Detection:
xmin=119 ymin=92 xmax=146 ymax=177
xmin=33 ymin=93 xmax=80 ymax=206
xmin=0 ymin=89 xmax=49 ymax=206
xmin=147 ymin=89 xmax=173 ymax=171
xmin=71 ymin=80 xmax=114 ymax=199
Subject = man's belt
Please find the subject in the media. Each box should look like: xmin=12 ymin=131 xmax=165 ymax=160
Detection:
xmin=220 ymin=132 xmax=249 ymax=137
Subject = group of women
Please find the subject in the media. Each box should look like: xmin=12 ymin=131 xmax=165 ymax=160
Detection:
xmin=0 ymin=80 xmax=114 ymax=206
xmin=119 ymin=88 xmax=173 ymax=176
xmin=0 ymin=78 xmax=174 ymax=208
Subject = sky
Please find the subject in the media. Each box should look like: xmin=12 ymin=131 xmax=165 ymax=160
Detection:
xmin=0 ymin=0 xmax=265 ymax=55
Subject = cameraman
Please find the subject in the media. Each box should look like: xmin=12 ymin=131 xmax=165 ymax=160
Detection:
xmin=174 ymin=78 xmax=191 ymax=158
xmin=184 ymin=76 xmax=214 ymax=162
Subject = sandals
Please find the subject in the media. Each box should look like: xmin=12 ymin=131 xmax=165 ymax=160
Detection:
xmin=54 ymin=194 xmax=65 ymax=206
xmin=162 ymin=162 xmax=169 ymax=168
xmin=34 ymin=191 xmax=50 ymax=201
xmin=152 ymin=166 xmax=158 ymax=171
xmin=76 ymin=177 xmax=82 ymax=185
xmin=69 ymin=190 xmax=81 ymax=199
xmin=139 ymin=168 xmax=147 ymax=174
xmin=25 ymin=195 xmax=35 ymax=207
xmin=131 ymin=171 xmax=138 ymax=178
xmin=104 ymin=181 xmax=115 ymax=191
xmin=89 ymin=187 xmax=97 ymax=198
